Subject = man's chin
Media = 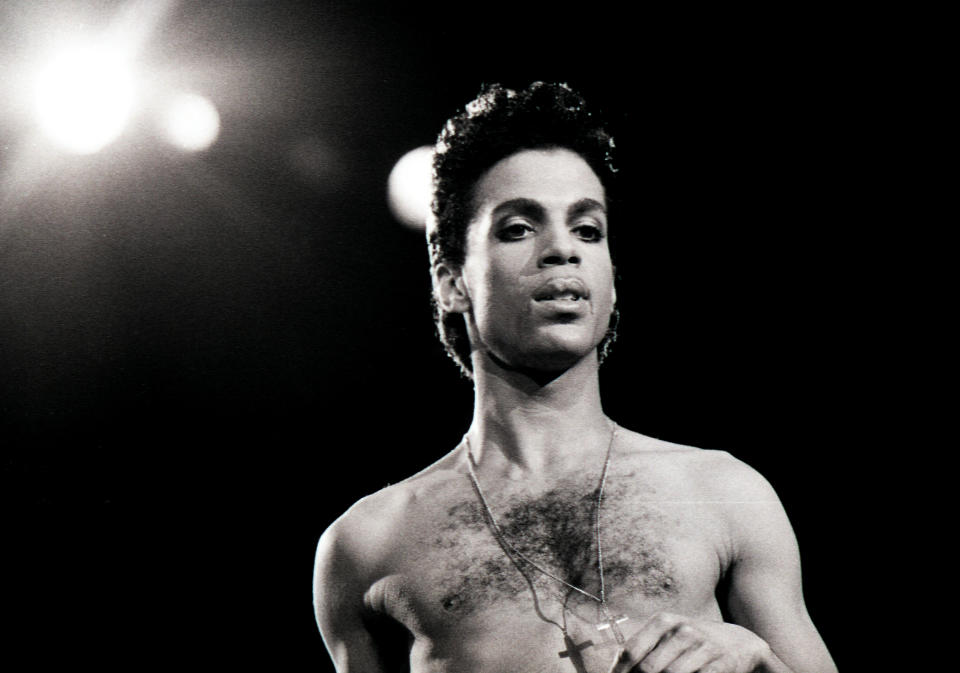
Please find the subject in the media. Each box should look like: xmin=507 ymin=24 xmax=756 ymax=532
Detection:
xmin=488 ymin=342 xmax=598 ymax=376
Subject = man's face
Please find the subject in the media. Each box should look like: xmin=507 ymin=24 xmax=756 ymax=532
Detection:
xmin=457 ymin=148 xmax=616 ymax=371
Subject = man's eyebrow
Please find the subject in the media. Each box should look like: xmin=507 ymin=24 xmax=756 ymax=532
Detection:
xmin=490 ymin=198 xmax=546 ymax=220
xmin=567 ymin=198 xmax=607 ymax=218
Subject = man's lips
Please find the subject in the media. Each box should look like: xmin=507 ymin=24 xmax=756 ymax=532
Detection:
xmin=532 ymin=277 xmax=590 ymax=302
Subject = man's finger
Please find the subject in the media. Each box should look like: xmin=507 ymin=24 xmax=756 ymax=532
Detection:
xmin=617 ymin=611 xmax=681 ymax=668
xmin=655 ymin=642 xmax=722 ymax=673
xmin=627 ymin=622 xmax=701 ymax=672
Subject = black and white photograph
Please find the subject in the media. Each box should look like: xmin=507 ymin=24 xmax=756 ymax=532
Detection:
xmin=4 ymin=1 xmax=894 ymax=670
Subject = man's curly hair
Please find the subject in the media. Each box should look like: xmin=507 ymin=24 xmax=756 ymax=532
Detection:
xmin=428 ymin=82 xmax=619 ymax=377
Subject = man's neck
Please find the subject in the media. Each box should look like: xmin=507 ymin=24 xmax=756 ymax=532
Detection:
xmin=467 ymin=351 xmax=611 ymax=479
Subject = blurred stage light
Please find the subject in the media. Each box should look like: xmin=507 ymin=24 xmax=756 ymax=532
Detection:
xmin=33 ymin=44 xmax=136 ymax=155
xmin=387 ymin=145 xmax=433 ymax=230
xmin=161 ymin=92 xmax=221 ymax=152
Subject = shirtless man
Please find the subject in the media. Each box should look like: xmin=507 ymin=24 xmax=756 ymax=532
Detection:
xmin=313 ymin=82 xmax=837 ymax=673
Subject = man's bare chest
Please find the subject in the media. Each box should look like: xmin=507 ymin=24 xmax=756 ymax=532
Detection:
xmin=375 ymin=466 xmax=726 ymax=640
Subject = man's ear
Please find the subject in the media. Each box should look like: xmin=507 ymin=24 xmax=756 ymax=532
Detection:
xmin=434 ymin=263 xmax=471 ymax=314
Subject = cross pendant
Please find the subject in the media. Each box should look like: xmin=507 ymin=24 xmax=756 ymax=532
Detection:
xmin=595 ymin=613 xmax=629 ymax=645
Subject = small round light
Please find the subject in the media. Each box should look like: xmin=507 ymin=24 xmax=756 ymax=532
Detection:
xmin=162 ymin=92 xmax=221 ymax=152
xmin=387 ymin=145 xmax=434 ymax=230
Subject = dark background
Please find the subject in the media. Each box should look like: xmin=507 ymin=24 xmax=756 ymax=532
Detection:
xmin=1 ymin=1 xmax=887 ymax=669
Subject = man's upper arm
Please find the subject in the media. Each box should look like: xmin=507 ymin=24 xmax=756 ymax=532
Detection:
xmin=721 ymin=461 xmax=838 ymax=673
xmin=313 ymin=518 xmax=388 ymax=673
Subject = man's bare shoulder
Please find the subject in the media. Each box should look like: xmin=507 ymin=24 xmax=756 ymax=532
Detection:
xmin=615 ymin=426 xmax=780 ymax=503
xmin=318 ymin=447 xmax=467 ymax=571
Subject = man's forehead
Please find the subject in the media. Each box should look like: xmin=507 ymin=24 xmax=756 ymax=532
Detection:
xmin=470 ymin=148 xmax=607 ymax=214
xmin=490 ymin=197 xmax=607 ymax=220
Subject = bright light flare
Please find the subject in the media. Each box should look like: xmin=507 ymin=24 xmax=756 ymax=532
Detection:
xmin=387 ymin=145 xmax=434 ymax=230
xmin=33 ymin=44 xmax=136 ymax=154
xmin=162 ymin=93 xmax=221 ymax=152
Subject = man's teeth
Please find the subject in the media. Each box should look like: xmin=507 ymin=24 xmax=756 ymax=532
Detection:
xmin=543 ymin=292 xmax=580 ymax=301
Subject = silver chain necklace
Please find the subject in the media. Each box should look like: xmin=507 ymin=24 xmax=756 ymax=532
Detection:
xmin=464 ymin=421 xmax=630 ymax=662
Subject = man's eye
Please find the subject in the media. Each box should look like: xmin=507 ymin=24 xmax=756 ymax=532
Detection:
xmin=573 ymin=223 xmax=604 ymax=242
xmin=498 ymin=222 xmax=534 ymax=241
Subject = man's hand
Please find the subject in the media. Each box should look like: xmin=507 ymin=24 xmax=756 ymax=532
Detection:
xmin=611 ymin=611 xmax=793 ymax=673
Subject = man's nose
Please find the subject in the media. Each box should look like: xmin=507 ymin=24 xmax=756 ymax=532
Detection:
xmin=538 ymin=227 xmax=581 ymax=267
